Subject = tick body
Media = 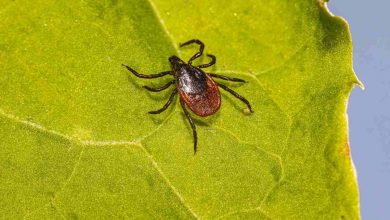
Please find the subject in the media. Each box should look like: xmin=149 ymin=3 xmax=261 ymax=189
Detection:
xmin=170 ymin=56 xmax=221 ymax=117
xmin=123 ymin=39 xmax=253 ymax=154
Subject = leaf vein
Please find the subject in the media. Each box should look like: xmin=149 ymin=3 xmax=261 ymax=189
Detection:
xmin=212 ymin=126 xmax=283 ymax=163
xmin=0 ymin=108 xmax=141 ymax=146
xmin=22 ymin=148 xmax=85 ymax=219
xmin=135 ymin=110 xmax=177 ymax=142
xmin=145 ymin=0 xmax=181 ymax=55
xmin=0 ymin=109 xmax=75 ymax=142
xmin=136 ymin=143 xmax=199 ymax=219
xmin=253 ymin=44 xmax=308 ymax=77
xmin=216 ymin=206 xmax=273 ymax=219
xmin=214 ymin=69 xmax=292 ymax=122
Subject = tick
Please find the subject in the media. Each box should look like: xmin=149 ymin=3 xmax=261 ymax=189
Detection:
xmin=123 ymin=39 xmax=253 ymax=154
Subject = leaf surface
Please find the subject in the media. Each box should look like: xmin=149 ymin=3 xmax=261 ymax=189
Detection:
xmin=0 ymin=0 xmax=360 ymax=219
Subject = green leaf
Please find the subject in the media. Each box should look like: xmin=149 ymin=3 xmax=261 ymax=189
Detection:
xmin=0 ymin=0 xmax=360 ymax=219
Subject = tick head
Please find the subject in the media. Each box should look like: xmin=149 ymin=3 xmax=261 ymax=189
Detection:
xmin=169 ymin=55 xmax=185 ymax=70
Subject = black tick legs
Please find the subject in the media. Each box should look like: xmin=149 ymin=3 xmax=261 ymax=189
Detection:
xmin=143 ymin=80 xmax=175 ymax=92
xmin=217 ymin=83 xmax=254 ymax=113
xmin=122 ymin=64 xmax=171 ymax=78
xmin=180 ymin=39 xmax=204 ymax=65
xmin=198 ymin=54 xmax=216 ymax=68
xmin=180 ymin=98 xmax=198 ymax=154
xmin=149 ymin=89 xmax=178 ymax=114
xmin=179 ymin=39 xmax=216 ymax=69
xmin=209 ymin=73 xmax=246 ymax=82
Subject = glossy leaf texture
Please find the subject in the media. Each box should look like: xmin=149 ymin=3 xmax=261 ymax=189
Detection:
xmin=0 ymin=0 xmax=360 ymax=219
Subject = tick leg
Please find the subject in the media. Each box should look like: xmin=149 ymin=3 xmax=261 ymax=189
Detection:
xmin=122 ymin=64 xmax=171 ymax=78
xmin=180 ymin=98 xmax=198 ymax=154
xmin=143 ymin=80 xmax=175 ymax=92
xmin=209 ymin=73 xmax=246 ymax=82
xmin=198 ymin=54 xmax=216 ymax=68
xmin=179 ymin=39 xmax=204 ymax=65
xmin=148 ymin=89 xmax=177 ymax=114
xmin=216 ymin=83 xmax=254 ymax=113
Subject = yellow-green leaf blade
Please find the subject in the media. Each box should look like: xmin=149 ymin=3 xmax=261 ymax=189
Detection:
xmin=0 ymin=0 xmax=360 ymax=219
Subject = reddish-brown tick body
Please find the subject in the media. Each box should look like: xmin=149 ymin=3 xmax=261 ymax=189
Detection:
xmin=123 ymin=39 xmax=253 ymax=154
xmin=170 ymin=56 xmax=221 ymax=117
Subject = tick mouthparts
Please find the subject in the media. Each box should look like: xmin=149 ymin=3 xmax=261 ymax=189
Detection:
xmin=169 ymin=55 xmax=181 ymax=63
